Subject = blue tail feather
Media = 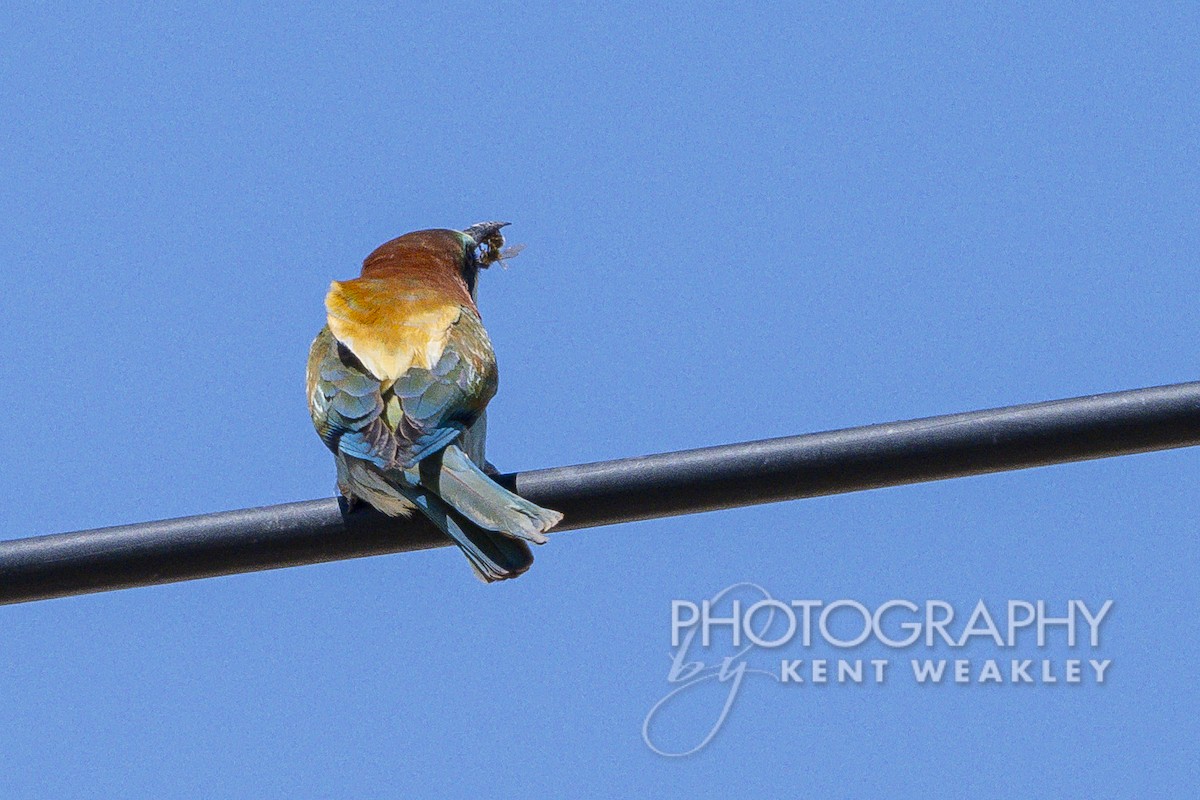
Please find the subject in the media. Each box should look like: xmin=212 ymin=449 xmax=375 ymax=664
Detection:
xmin=401 ymin=482 xmax=533 ymax=582
xmin=414 ymin=444 xmax=563 ymax=543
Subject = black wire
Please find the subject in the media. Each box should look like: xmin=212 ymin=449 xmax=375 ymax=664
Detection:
xmin=3 ymin=381 xmax=1198 ymax=605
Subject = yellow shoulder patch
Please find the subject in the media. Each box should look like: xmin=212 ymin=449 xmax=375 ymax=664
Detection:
xmin=325 ymin=278 xmax=463 ymax=382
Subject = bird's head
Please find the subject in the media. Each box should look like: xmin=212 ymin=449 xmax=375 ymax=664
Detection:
xmin=358 ymin=222 xmax=522 ymax=301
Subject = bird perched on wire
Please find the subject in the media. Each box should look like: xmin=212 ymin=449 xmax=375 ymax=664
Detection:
xmin=307 ymin=222 xmax=563 ymax=581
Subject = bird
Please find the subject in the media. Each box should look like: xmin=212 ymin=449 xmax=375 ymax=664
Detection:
xmin=306 ymin=222 xmax=563 ymax=581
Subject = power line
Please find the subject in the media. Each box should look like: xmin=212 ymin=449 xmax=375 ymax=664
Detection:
xmin=3 ymin=380 xmax=1199 ymax=605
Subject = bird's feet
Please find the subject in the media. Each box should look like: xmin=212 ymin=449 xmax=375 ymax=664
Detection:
xmin=338 ymin=485 xmax=361 ymax=513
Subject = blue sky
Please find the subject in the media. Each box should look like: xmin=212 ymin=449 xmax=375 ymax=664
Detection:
xmin=1 ymin=2 xmax=1197 ymax=796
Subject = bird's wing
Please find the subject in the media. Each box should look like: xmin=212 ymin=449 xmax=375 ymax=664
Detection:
xmin=307 ymin=326 xmax=394 ymax=468
xmin=309 ymin=279 xmax=497 ymax=470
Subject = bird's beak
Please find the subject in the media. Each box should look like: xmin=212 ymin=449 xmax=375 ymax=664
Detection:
xmin=463 ymin=221 xmax=510 ymax=269
xmin=463 ymin=221 xmax=510 ymax=249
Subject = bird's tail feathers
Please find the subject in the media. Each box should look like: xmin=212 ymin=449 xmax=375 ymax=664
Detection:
xmin=343 ymin=458 xmax=532 ymax=582
xmin=417 ymin=444 xmax=564 ymax=544
xmin=406 ymin=487 xmax=534 ymax=582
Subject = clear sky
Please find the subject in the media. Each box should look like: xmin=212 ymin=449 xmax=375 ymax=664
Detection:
xmin=1 ymin=2 xmax=1197 ymax=797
